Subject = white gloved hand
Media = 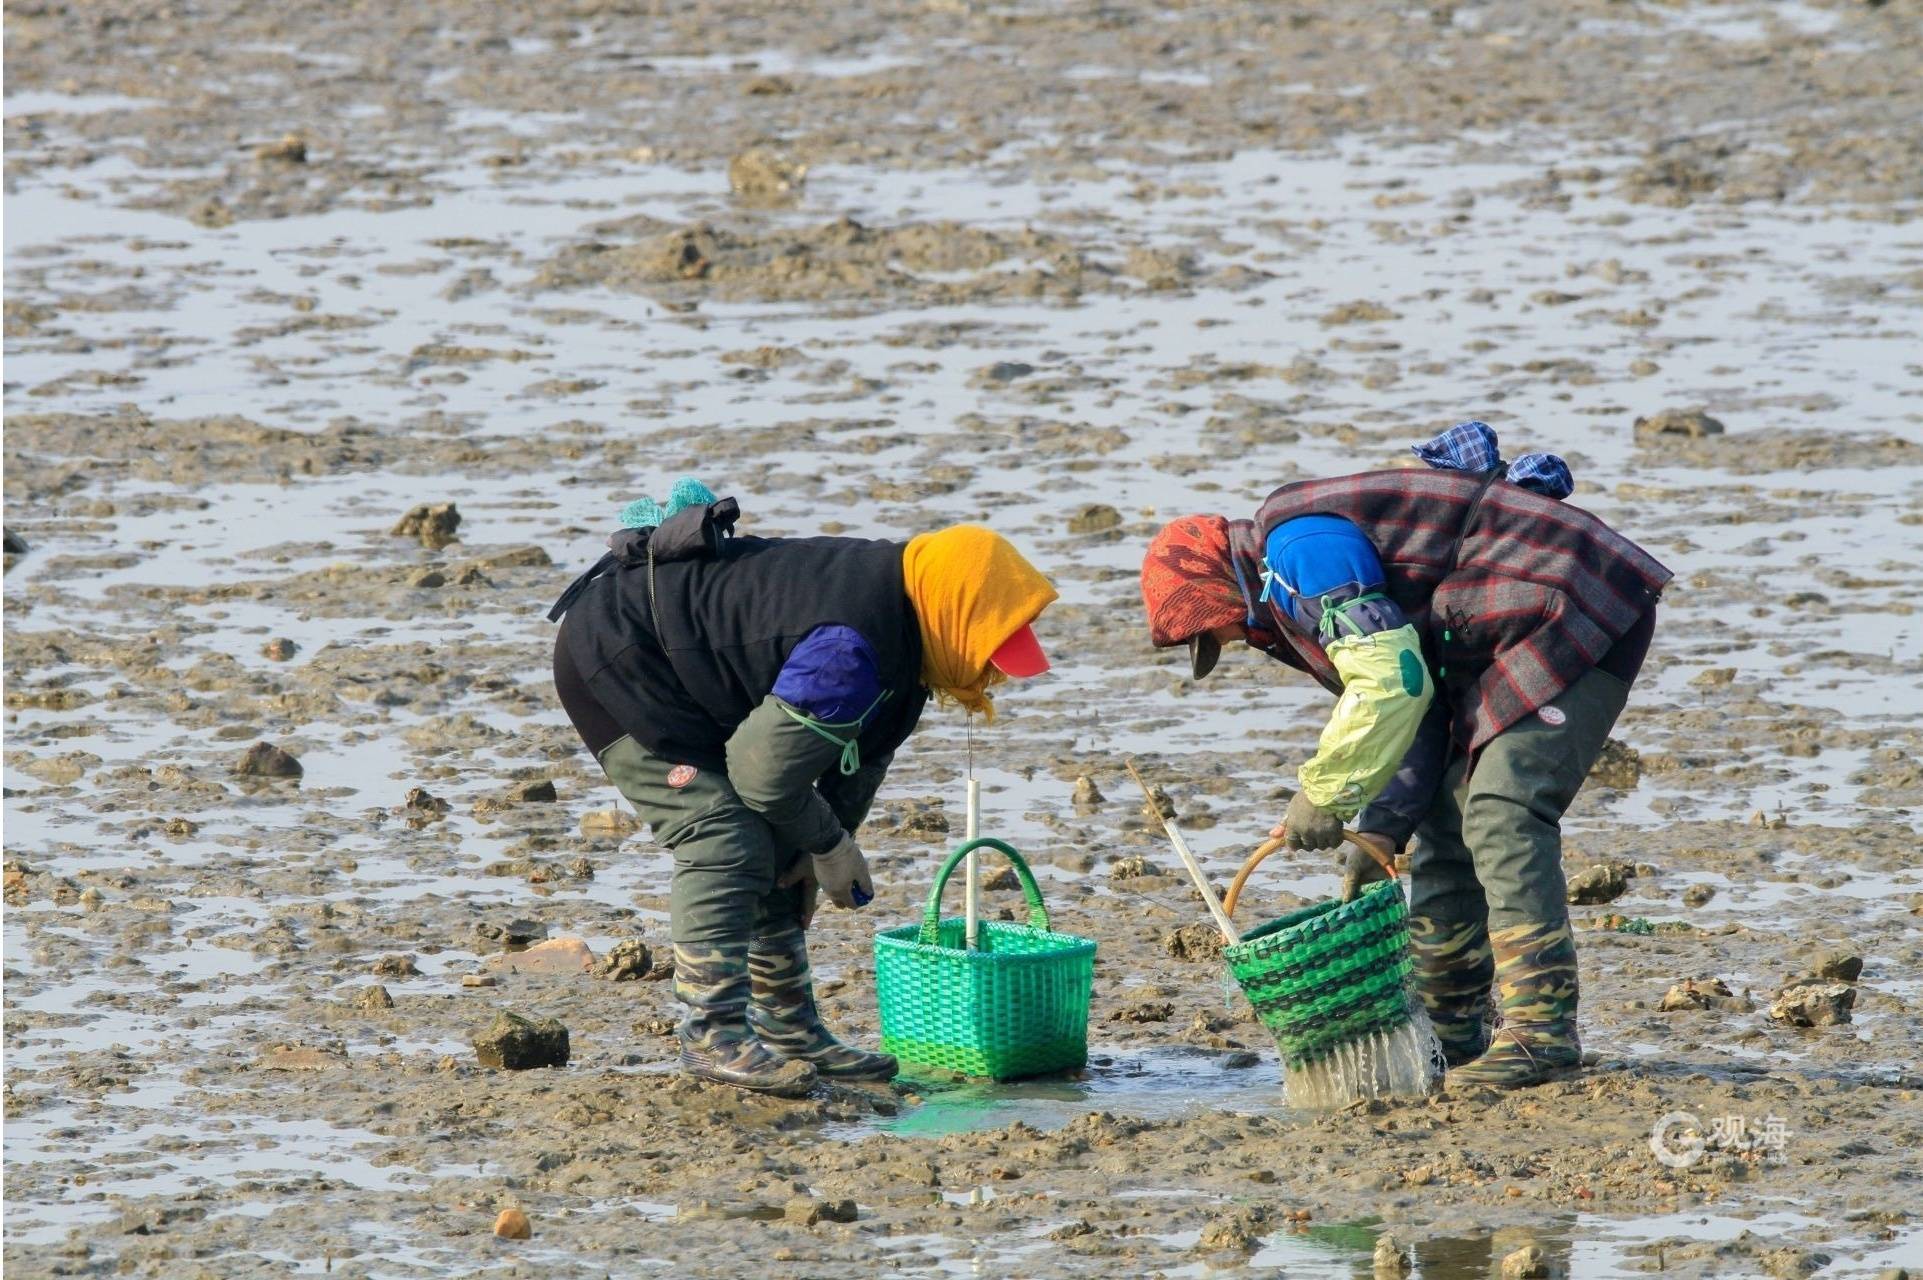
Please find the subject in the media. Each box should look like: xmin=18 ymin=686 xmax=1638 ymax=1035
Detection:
xmin=782 ymin=831 xmax=872 ymax=910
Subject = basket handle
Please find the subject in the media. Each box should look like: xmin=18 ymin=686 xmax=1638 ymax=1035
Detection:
xmin=1222 ymin=830 xmax=1395 ymax=920
xmin=917 ymin=837 xmax=1049 ymax=945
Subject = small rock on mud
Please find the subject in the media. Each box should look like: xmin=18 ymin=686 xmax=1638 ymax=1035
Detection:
xmin=1110 ymin=855 xmax=1161 ymax=879
xmin=1501 ymin=1243 xmax=1550 ymax=1279
xmin=398 ymin=787 xmax=450 ymax=825
xmin=261 ymin=637 xmax=298 ymax=661
xmin=889 ymin=798 xmax=950 ymax=838
xmin=728 ymin=148 xmax=807 ymax=201
xmin=1635 ymin=407 xmax=1725 ymax=439
xmin=1682 ymin=883 xmax=1716 ymax=907
xmin=1110 ymin=1000 xmax=1175 ymax=1024
xmin=254 ymin=133 xmax=308 ymax=163
xmin=473 ymin=1011 xmax=570 ymax=1069
xmin=355 ymin=984 xmax=394 ymax=1012
xmin=1164 ymin=923 xmax=1225 ymax=963
xmin=258 ymin=1043 xmax=347 ymax=1071
xmin=233 ymin=741 xmax=303 ymax=779
xmin=371 ymin=953 xmax=419 ymax=978
xmin=1588 ymin=738 xmax=1642 ymax=789
xmin=1067 ymin=503 xmax=1123 ymax=534
xmin=390 ymin=501 xmax=461 ymax=549
xmin=1198 ymin=1204 xmax=1272 ymax=1252
xmin=1072 ymin=774 xmax=1105 ymax=808
xmin=580 ymin=808 xmax=639 ymax=837
xmin=475 ymin=917 xmax=548 ymax=948
xmin=1374 ymin=1232 xmax=1412 ymax=1275
xmin=980 ymin=865 xmax=1021 ymax=892
xmin=783 ymin=1195 xmax=857 ymax=1226
xmin=516 ymin=779 xmax=558 ymax=803
xmin=1791 ymin=948 xmax=1863 ymax=984
xmin=1567 ymin=862 xmax=1631 ymax=905
xmin=1768 ymin=982 xmax=1856 ymax=1027
xmin=601 ymin=939 xmax=653 ymax=981
xmin=1659 ymin=977 xmax=1747 ymax=1012
xmin=484 ymin=936 xmax=596 ymax=976
xmin=492 ymin=1207 xmax=531 ymax=1240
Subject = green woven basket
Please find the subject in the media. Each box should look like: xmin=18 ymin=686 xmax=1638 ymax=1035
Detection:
xmin=1224 ymin=879 xmax=1415 ymax=1071
xmin=874 ymin=837 xmax=1096 ymax=1081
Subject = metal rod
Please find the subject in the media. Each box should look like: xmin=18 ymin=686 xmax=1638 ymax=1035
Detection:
xmin=964 ymin=716 xmax=980 ymax=950
xmin=1124 ymin=756 xmax=1241 ymax=944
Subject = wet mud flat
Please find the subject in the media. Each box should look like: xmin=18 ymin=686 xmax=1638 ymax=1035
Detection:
xmin=5 ymin=0 xmax=1923 ymax=1275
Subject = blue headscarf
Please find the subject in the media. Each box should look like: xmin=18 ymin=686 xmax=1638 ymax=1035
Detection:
xmin=1412 ymin=422 xmax=1574 ymax=500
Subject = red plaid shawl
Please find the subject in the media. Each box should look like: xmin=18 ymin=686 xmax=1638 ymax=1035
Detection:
xmin=1253 ymin=469 xmax=1671 ymax=750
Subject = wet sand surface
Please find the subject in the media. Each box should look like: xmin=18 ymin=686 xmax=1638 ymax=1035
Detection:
xmin=5 ymin=0 xmax=1923 ymax=1275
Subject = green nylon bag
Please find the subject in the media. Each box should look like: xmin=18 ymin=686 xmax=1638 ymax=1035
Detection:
xmin=874 ymin=837 xmax=1097 ymax=1081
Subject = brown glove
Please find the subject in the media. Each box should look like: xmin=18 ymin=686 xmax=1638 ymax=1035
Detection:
xmin=1274 ymin=789 xmax=1345 ymax=852
xmin=1340 ymin=831 xmax=1399 ymax=902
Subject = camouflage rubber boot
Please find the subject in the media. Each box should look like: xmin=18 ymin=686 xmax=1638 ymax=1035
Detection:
xmin=1407 ymin=915 xmax=1494 ymax=1068
xmin=748 ymin=927 xmax=898 ymax=1082
xmin=1447 ymin=920 xmax=1582 ymax=1090
xmin=674 ymin=941 xmax=818 ymax=1098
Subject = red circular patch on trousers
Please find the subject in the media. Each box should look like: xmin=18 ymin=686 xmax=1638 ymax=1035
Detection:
xmin=666 ymin=764 xmax=698 ymax=788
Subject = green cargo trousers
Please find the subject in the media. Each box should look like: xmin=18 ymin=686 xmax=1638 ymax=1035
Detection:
xmin=595 ymin=733 xmax=891 ymax=948
xmin=1410 ymin=666 xmax=1632 ymax=932
xmin=597 ymin=735 xmax=809 ymax=947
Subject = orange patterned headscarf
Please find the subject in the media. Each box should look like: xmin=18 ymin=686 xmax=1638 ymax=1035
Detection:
xmin=1141 ymin=515 xmax=1246 ymax=648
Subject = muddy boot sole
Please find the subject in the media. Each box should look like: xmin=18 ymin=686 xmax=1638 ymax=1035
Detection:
xmin=680 ymin=1053 xmax=819 ymax=1098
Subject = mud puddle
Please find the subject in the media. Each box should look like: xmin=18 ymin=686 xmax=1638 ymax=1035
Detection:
xmin=839 ymin=1046 xmax=1283 ymax=1141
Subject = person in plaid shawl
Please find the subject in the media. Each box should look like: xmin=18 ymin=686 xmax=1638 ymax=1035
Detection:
xmin=1139 ymin=423 xmax=1670 ymax=1089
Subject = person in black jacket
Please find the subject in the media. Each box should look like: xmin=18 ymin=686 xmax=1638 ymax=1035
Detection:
xmin=549 ymin=487 xmax=1057 ymax=1095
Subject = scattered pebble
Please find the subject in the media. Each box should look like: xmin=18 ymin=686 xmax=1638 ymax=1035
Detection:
xmin=492 ymin=1207 xmax=531 ymax=1240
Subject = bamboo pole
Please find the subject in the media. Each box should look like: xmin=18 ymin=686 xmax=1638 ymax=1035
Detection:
xmin=1124 ymin=757 xmax=1240 ymax=944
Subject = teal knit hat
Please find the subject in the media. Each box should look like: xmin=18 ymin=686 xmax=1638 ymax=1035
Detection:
xmin=620 ymin=477 xmax=717 ymax=529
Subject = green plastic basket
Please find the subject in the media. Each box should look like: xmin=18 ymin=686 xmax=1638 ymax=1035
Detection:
xmin=1223 ymin=879 xmax=1416 ymax=1071
xmin=874 ymin=837 xmax=1097 ymax=1081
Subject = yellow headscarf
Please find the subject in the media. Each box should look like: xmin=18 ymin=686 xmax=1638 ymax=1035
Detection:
xmin=901 ymin=525 xmax=1058 ymax=720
